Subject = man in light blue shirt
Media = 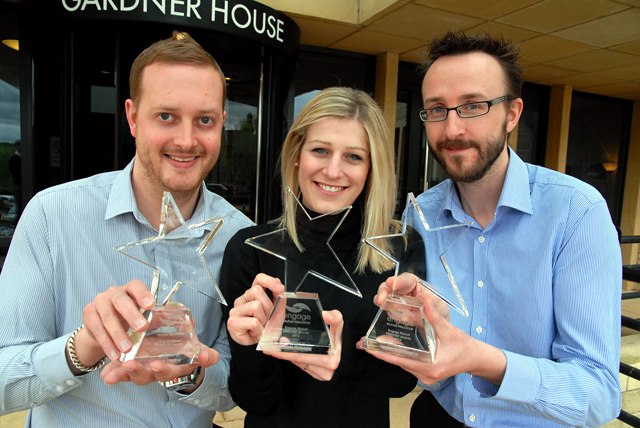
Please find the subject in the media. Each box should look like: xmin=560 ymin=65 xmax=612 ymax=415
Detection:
xmin=365 ymin=31 xmax=621 ymax=427
xmin=0 ymin=32 xmax=253 ymax=427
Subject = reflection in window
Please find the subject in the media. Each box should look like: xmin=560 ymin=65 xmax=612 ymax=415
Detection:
xmin=208 ymin=99 xmax=258 ymax=217
xmin=293 ymin=90 xmax=320 ymax=120
xmin=0 ymin=11 xmax=21 ymax=268
xmin=293 ymin=48 xmax=373 ymax=124
xmin=566 ymin=92 xmax=631 ymax=224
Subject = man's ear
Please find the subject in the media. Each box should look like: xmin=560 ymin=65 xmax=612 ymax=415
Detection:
xmin=506 ymin=97 xmax=523 ymax=134
xmin=124 ymin=99 xmax=137 ymax=138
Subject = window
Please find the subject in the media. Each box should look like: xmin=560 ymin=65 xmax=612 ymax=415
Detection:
xmin=0 ymin=7 xmax=20 ymax=269
xmin=566 ymin=92 xmax=631 ymax=224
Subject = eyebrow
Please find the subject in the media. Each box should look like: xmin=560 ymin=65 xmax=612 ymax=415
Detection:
xmin=424 ymin=93 xmax=486 ymax=104
xmin=308 ymin=139 xmax=369 ymax=153
xmin=153 ymin=102 xmax=221 ymax=113
xmin=348 ymin=146 xmax=370 ymax=153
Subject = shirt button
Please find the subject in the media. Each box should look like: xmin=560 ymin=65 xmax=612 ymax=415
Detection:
xmin=477 ymin=280 xmax=484 ymax=288
xmin=475 ymin=326 xmax=483 ymax=334
xmin=478 ymin=236 xmax=485 ymax=243
xmin=469 ymin=414 xmax=476 ymax=422
xmin=65 ymin=380 xmax=75 ymax=386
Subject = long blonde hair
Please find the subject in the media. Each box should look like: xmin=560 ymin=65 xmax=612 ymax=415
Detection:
xmin=279 ymin=87 xmax=398 ymax=273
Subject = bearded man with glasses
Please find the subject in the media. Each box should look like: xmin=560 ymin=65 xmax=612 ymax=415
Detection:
xmin=364 ymin=31 xmax=621 ymax=428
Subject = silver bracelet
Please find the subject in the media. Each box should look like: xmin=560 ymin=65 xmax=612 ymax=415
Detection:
xmin=67 ymin=325 xmax=107 ymax=373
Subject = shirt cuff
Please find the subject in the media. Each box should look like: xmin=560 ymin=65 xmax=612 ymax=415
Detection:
xmin=489 ymin=350 xmax=540 ymax=403
xmin=33 ymin=334 xmax=85 ymax=394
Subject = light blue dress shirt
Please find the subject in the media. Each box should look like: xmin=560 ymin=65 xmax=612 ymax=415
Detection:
xmin=415 ymin=148 xmax=622 ymax=427
xmin=0 ymin=160 xmax=253 ymax=427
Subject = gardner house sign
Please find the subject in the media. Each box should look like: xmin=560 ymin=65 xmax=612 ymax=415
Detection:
xmin=58 ymin=0 xmax=300 ymax=54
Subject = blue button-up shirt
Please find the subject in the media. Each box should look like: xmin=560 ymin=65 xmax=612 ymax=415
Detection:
xmin=0 ymin=160 xmax=253 ymax=427
xmin=416 ymin=148 xmax=621 ymax=427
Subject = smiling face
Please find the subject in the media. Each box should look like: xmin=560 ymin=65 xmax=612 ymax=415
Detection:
xmin=126 ymin=61 xmax=226 ymax=201
xmin=297 ymin=117 xmax=371 ymax=214
xmin=421 ymin=52 xmax=522 ymax=183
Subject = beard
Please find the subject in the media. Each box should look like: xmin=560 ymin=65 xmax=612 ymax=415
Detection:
xmin=135 ymin=140 xmax=214 ymax=198
xmin=430 ymin=121 xmax=508 ymax=183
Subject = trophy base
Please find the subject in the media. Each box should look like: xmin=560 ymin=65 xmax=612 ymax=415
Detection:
xmin=258 ymin=326 xmax=331 ymax=354
xmin=363 ymin=295 xmax=436 ymax=363
xmin=363 ymin=338 xmax=434 ymax=363
xmin=132 ymin=353 xmax=198 ymax=366
xmin=121 ymin=302 xmax=200 ymax=365
xmin=257 ymin=292 xmax=332 ymax=355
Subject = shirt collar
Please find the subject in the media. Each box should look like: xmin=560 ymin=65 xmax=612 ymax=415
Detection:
xmin=104 ymin=159 xmax=213 ymax=232
xmin=105 ymin=159 xmax=137 ymax=221
xmin=498 ymin=147 xmax=533 ymax=215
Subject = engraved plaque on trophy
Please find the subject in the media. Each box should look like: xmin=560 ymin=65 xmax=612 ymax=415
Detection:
xmin=115 ymin=191 xmax=224 ymax=366
xmin=126 ymin=280 xmax=199 ymax=365
xmin=245 ymin=187 xmax=358 ymax=355
xmin=362 ymin=192 xmax=470 ymax=363
xmin=365 ymin=295 xmax=436 ymax=362
xmin=255 ymin=291 xmax=331 ymax=354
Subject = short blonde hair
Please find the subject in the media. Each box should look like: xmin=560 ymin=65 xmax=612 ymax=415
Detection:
xmin=129 ymin=31 xmax=226 ymax=108
xmin=279 ymin=87 xmax=398 ymax=273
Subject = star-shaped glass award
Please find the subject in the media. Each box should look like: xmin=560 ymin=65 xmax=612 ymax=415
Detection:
xmin=114 ymin=191 xmax=224 ymax=365
xmin=362 ymin=192 xmax=470 ymax=363
xmin=244 ymin=187 xmax=357 ymax=354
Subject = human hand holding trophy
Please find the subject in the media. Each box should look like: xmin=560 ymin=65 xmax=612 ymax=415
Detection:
xmin=243 ymin=187 xmax=359 ymax=355
xmin=114 ymin=191 xmax=224 ymax=366
xmin=362 ymin=193 xmax=470 ymax=363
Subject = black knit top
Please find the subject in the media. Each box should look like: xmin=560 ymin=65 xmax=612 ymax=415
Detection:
xmin=220 ymin=203 xmax=418 ymax=428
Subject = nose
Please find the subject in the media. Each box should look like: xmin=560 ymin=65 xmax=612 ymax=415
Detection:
xmin=175 ymin=122 xmax=197 ymax=148
xmin=323 ymin=155 xmax=344 ymax=179
xmin=439 ymin=111 xmax=466 ymax=140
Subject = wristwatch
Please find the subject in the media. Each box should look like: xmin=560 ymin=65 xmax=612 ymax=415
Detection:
xmin=160 ymin=366 xmax=201 ymax=392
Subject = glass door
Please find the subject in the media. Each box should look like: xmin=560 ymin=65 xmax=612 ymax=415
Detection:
xmin=207 ymin=60 xmax=261 ymax=219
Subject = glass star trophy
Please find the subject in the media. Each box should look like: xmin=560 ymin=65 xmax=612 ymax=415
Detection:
xmin=362 ymin=192 xmax=470 ymax=363
xmin=244 ymin=187 xmax=360 ymax=355
xmin=114 ymin=191 xmax=224 ymax=366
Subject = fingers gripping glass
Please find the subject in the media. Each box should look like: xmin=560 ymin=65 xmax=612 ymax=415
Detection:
xmin=418 ymin=95 xmax=511 ymax=122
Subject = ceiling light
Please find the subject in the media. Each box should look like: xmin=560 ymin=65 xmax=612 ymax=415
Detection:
xmin=2 ymin=39 xmax=19 ymax=51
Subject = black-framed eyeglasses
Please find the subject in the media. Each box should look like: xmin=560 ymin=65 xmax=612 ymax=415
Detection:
xmin=418 ymin=95 xmax=511 ymax=122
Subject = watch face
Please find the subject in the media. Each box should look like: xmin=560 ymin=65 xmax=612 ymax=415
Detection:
xmin=163 ymin=366 xmax=201 ymax=391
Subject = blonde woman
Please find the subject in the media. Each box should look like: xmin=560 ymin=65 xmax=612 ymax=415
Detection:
xmin=220 ymin=87 xmax=417 ymax=427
